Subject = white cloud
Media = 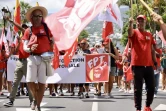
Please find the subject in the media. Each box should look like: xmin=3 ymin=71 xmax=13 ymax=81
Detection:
xmin=0 ymin=0 xmax=66 ymax=18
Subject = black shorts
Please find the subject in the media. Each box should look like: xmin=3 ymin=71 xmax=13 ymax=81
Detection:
xmin=117 ymin=69 xmax=123 ymax=76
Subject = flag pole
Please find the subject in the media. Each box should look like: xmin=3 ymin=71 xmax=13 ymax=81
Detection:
xmin=130 ymin=0 xmax=133 ymax=18
xmin=139 ymin=0 xmax=163 ymax=24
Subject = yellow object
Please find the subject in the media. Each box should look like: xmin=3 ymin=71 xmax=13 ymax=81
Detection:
xmin=36 ymin=2 xmax=39 ymax=6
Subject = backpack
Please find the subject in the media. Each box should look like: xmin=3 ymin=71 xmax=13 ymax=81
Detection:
xmin=28 ymin=23 xmax=51 ymax=47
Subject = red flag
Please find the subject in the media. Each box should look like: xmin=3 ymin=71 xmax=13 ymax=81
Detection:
xmin=65 ymin=0 xmax=75 ymax=7
xmin=64 ymin=38 xmax=78 ymax=67
xmin=0 ymin=30 xmax=4 ymax=50
xmin=126 ymin=66 xmax=133 ymax=81
xmin=122 ymin=41 xmax=129 ymax=56
xmin=102 ymin=21 xmax=113 ymax=40
xmin=52 ymin=44 xmax=60 ymax=69
xmin=14 ymin=0 xmax=21 ymax=33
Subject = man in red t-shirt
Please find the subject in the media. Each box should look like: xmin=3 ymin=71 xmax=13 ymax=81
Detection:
xmin=128 ymin=15 xmax=157 ymax=111
xmin=22 ymin=6 xmax=54 ymax=111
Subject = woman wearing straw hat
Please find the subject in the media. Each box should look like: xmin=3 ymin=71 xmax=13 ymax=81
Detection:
xmin=22 ymin=6 xmax=54 ymax=111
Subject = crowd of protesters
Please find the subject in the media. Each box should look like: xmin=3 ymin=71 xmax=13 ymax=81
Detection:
xmin=0 ymin=4 xmax=166 ymax=111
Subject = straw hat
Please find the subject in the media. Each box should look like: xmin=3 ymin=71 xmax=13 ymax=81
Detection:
xmin=26 ymin=6 xmax=48 ymax=22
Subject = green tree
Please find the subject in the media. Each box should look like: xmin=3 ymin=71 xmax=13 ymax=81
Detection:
xmin=20 ymin=1 xmax=32 ymax=24
xmin=78 ymin=30 xmax=89 ymax=41
xmin=119 ymin=0 xmax=166 ymax=46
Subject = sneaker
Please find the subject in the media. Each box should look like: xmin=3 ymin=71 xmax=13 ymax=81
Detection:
xmin=94 ymin=92 xmax=101 ymax=96
xmin=144 ymin=107 xmax=152 ymax=111
xmin=16 ymin=92 xmax=20 ymax=96
xmin=129 ymin=89 xmax=134 ymax=93
xmin=35 ymin=106 xmax=41 ymax=111
xmin=79 ymin=93 xmax=84 ymax=99
xmin=119 ymin=89 xmax=124 ymax=92
xmin=105 ymin=93 xmax=110 ymax=99
xmin=30 ymin=101 xmax=36 ymax=110
xmin=154 ymin=94 xmax=157 ymax=98
xmin=51 ymin=92 xmax=56 ymax=96
xmin=85 ymin=93 xmax=90 ymax=98
xmin=70 ymin=92 xmax=75 ymax=96
xmin=0 ymin=92 xmax=4 ymax=96
xmin=7 ymin=93 xmax=10 ymax=98
xmin=21 ymin=90 xmax=25 ymax=95
xmin=109 ymin=94 xmax=114 ymax=98
xmin=3 ymin=101 xmax=13 ymax=107
xmin=78 ymin=91 xmax=81 ymax=96
xmin=26 ymin=93 xmax=29 ymax=96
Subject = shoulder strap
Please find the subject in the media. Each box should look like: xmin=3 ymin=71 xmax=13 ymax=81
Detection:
xmin=28 ymin=26 xmax=33 ymax=40
xmin=42 ymin=23 xmax=51 ymax=42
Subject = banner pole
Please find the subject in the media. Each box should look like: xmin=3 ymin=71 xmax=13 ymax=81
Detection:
xmin=130 ymin=0 xmax=133 ymax=18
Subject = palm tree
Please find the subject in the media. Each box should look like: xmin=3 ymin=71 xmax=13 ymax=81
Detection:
xmin=20 ymin=1 xmax=32 ymax=24
xmin=13 ymin=1 xmax=32 ymax=24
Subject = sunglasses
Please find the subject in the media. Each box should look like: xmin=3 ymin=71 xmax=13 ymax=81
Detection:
xmin=96 ymin=45 xmax=101 ymax=48
xmin=33 ymin=15 xmax=43 ymax=18
xmin=80 ymin=43 xmax=86 ymax=45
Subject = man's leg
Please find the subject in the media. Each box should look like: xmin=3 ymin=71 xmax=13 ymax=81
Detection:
xmin=144 ymin=66 xmax=155 ymax=107
xmin=9 ymin=62 xmax=24 ymax=102
xmin=132 ymin=66 xmax=144 ymax=110
xmin=154 ymin=73 xmax=160 ymax=95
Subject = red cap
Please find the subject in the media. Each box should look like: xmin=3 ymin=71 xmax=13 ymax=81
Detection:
xmin=137 ymin=15 xmax=146 ymax=20
xmin=103 ymin=38 xmax=111 ymax=44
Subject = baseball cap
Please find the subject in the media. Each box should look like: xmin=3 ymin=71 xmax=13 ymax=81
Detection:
xmin=137 ymin=15 xmax=146 ymax=20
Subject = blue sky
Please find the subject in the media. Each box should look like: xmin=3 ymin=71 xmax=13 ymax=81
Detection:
xmin=0 ymin=0 xmax=66 ymax=18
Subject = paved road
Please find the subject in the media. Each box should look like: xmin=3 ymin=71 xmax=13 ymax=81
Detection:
xmin=0 ymin=84 xmax=166 ymax=111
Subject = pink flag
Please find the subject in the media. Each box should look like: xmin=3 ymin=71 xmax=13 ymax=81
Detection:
xmin=0 ymin=29 xmax=4 ymax=50
xmin=97 ymin=0 xmax=123 ymax=29
xmin=158 ymin=30 xmax=166 ymax=45
xmin=122 ymin=41 xmax=129 ymax=57
xmin=65 ymin=0 xmax=75 ymax=7
xmin=45 ymin=0 xmax=112 ymax=51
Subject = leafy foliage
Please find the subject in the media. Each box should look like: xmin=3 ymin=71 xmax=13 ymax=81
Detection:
xmin=78 ymin=30 xmax=89 ymax=42
xmin=120 ymin=0 xmax=166 ymax=46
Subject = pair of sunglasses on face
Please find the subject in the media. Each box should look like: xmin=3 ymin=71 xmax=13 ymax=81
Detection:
xmin=33 ymin=15 xmax=43 ymax=18
xmin=80 ymin=43 xmax=86 ymax=45
xmin=96 ymin=45 xmax=101 ymax=48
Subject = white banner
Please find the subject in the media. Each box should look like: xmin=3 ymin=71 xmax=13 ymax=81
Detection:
xmin=7 ymin=55 xmax=26 ymax=82
xmin=7 ymin=55 xmax=86 ymax=83
xmin=46 ymin=55 xmax=86 ymax=83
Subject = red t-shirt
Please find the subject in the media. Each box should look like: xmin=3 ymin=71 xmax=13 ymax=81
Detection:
xmin=116 ymin=61 xmax=123 ymax=70
xmin=14 ymin=39 xmax=30 ymax=59
xmin=129 ymin=29 xmax=155 ymax=66
xmin=23 ymin=25 xmax=52 ymax=54
xmin=0 ymin=53 xmax=5 ymax=69
xmin=123 ymin=65 xmax=128 ymax=76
